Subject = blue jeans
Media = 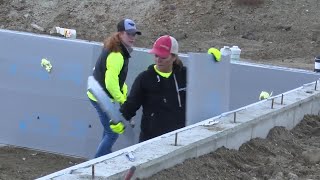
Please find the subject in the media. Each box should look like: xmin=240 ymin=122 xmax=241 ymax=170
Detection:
xmin=90 ymin=100 xmax=119 ymax=158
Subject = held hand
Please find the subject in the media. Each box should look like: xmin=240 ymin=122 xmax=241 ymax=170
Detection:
xmin=117 ymin=83 xmax=128 ymax=105
xmin=122 ymin=83 xmax=128 ymax=99
xmin=109 ymin=120 xmax=125 ymax=134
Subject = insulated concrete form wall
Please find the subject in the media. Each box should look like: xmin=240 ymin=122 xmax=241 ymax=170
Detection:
xmin=1 ymin=29 xmax=319 ymax=159
xmin=0 ymin=30 xmax=102 ymax=158
xmin=0 ymin=30 xmax=230 ymax=158
xmin=186 ymin=53 xmax=230 ymax=125
xmin=230 ymin=62 xmax=320 ymax=110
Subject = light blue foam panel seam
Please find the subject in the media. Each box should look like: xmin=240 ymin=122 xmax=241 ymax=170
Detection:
xmin=186 ymin=53 xmax=231 ymax=126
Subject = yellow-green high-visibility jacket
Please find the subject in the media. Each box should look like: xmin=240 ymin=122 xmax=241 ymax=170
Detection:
xmin=87 ymin=43 xmax=130 ymax=104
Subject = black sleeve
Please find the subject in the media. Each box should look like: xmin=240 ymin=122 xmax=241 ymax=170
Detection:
xmin=120 ymin=72 xmax=145 ymax=121
xmin=182 ymin=66 xmax=187 ymax=80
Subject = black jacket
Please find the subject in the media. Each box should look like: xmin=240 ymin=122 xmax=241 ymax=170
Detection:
xmin=120 ymin=64 xmax=187 ymax=140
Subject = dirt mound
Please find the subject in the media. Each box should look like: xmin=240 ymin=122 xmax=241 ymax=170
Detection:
xmin=146 ymin=115 xmax=320 ymax=180
xmin=1 ymin=0 xmax=320 ymax=70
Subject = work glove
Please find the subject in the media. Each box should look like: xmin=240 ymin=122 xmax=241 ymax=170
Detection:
xmin=109 ymin=120 xmax=125 ymax=134
xmin=207 ymin=48 xmax=222 ymax=62
xmin=122 ymin=83 xmax=128 ymax=98
xmin=259 ymin=91 xmax=273 ymax=100
xmin=121 ymin=83 xmax=128 ymax=104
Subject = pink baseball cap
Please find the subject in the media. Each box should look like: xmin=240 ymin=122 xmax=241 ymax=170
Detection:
xmin=149 ymin=35 xmax=179 ymax=58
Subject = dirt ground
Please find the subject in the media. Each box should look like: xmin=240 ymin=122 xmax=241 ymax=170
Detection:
xmin=1 ymin=0 xmax=320 ymax=179
xmin=147 ymin=115 xmax=320 ymax=180
xmin=0 ymin=147 xmax=85 ymax=180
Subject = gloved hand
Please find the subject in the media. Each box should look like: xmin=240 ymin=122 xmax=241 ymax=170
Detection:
xmin=122 ymin=83 xmax=128 ymax=99
xmin=118 ymin=83 xmax=128 ymax=105
xmin=109 ymin=120 xmax=125 ymax=134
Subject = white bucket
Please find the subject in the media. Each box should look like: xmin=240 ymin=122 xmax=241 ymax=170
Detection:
xmin=314 ymin=56 xmax=320 ymax=72
xmin=220 ymin=46 xmax=232 ymax=58
xmin=230 ymin=46 xmax=241 ymax=61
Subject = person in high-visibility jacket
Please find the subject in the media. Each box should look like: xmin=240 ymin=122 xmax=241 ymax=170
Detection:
xmin=87 ymin=19 xmax=141 ymax=158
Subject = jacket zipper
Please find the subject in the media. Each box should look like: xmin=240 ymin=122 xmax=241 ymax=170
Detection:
xmin=173 ymin=74 xmax=182 ymax=107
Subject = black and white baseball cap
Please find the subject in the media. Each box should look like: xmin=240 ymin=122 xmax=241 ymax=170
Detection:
xmin=117 ymin=19 xmax=141 ymax=35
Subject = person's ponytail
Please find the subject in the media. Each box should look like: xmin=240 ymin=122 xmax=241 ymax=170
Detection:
xmin=173 ymin=54 xmax=183 ymax=70
xmin=103 ymin=32 xmax=121 ymax=52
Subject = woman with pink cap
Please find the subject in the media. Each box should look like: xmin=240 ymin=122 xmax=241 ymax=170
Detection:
xmin=120 ymin=35 xmax=187 ymax=142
